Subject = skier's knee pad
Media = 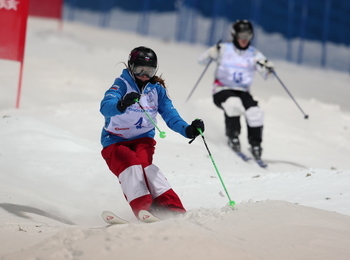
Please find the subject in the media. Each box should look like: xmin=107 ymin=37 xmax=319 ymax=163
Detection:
xmin=221 ymin=97 xmax=244 ymax=117
xmin=245 ymin=106 xmax=264 ymax=127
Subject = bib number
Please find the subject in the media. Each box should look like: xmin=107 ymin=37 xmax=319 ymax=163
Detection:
xmin=233 ymin=72 xmax=243 ymax=84
xmin=135 ymin=117 xmax=143 ymax=129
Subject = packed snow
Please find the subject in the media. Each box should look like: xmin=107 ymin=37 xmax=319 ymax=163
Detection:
xmin=0 ymin=17 xmax=350 ymax=260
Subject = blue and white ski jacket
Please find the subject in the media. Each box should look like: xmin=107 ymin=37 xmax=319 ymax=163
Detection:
xmin=100 ymin=69 xmax=189 ymax=148
xmin=198 ymin=42 xmax=269 ymax=94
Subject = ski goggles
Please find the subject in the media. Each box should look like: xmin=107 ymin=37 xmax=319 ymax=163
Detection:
xmin=236 ymin=31 xmax=253 ymax=41
xmin=132 ymin=65 xmax=157 ymax=78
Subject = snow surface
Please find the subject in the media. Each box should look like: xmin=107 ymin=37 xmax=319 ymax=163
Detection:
xmin=1 ymin=17 xmax=350 ymax=260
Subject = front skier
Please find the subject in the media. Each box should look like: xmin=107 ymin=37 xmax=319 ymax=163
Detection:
xmin=100 ymin=46 xmax=205 ymax=220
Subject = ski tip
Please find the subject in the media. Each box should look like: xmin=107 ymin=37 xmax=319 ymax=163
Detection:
xmin=102 ymin=210 xmax=129 ymax=224
xmin=138 ymin=210 xmax=161 ymax=223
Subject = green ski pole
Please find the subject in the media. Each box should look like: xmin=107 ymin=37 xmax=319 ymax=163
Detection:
xmin=197 ymin=128 xmax=235 ymax=208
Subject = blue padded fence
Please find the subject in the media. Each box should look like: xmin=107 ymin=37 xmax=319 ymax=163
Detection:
xmin=63 ymin=0 xmax=350 ymax=73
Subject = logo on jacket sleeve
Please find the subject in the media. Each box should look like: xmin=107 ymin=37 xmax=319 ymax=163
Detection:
xmin=110 ymin=85 xmax=120 ymax=91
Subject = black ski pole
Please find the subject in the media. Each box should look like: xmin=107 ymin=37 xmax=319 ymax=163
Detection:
xmin=185 ymin=58 xmax=213 ymax=103
xmin=272 ymin=70 xmax=309 ymax=119
xmin=185 ymin=40 xmax=222 ymax=103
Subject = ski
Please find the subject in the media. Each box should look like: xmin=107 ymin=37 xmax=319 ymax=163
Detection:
xmin=235 ymin=151 xmax=252 ymax=161
xmin=102 ymin=210 xmax=129 ymax=225
xmin=228 ymin=143 xmax=252 ymax=161
xmin=138 ymin=210 xmax=161 ymax=223
xmin=102 ymin=210 xmax=161 ymax=225
xmin=230 ymin=147 xmax=268 ymax=168
xmin=255 ymin=159 xmax=268 ymax=168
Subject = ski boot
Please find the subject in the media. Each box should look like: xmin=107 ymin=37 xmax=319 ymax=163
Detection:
xmin=228 ymin=137 xmax=241 ymax=153
xmin=250 ymin=146 xmax=262 ymax=160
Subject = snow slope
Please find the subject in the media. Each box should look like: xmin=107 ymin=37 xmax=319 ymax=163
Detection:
xmin=0 ymin=17 xmax=350 ymax=260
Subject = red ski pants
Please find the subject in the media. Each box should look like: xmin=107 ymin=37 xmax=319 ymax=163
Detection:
xmin=101 ymin=137 xmax=185 ymax=217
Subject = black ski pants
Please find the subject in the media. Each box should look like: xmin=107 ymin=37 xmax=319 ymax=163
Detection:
xmin=213 ymin=89 xmax=262 ymax=147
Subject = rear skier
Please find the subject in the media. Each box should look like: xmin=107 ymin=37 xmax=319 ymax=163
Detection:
xmin=198 ymin=19 xmax=274 ymax=164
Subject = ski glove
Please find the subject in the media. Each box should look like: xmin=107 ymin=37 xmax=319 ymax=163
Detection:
xmin=186 ymin=119 xmax=205 ymax=138
xmin=117 ymin=92 xmax=141 ymax=112
xmin=257 ymin=59 xmax=274 ymax=73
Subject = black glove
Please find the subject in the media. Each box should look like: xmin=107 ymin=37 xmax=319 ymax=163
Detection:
xmin=257 ymin=59 xmax=274 ymax=73
xmin=117 ymin=92 xmax=141 ymax=112
xmin=186 ymin=119 xmax=205 ymax=138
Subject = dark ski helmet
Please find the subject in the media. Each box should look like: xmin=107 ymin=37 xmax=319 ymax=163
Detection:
xmin=128 ymin=46 xmax=158 ymax=69
xmin=231 ymin=20 xmax=254 ymax=50
xmin=231 ymin=19 xmax=254 ymax=40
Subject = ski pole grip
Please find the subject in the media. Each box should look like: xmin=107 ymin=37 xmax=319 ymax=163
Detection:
xmin=195 ymin=118 xmax=204 ymax=136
